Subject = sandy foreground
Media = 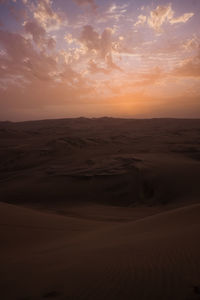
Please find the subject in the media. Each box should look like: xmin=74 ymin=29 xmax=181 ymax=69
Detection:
xmin=0 ymin=118 xmax=200 ymax=300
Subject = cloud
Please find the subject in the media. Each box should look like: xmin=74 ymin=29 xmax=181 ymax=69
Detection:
xmin=135 ymin=67 xmax=166 ymax=86
xmin=0 ymin=74 xmax=29 ymax=90
xmin=0 ymin=25 xmax=88 ymax=92
xmin=32 ymin=0 xmax=64 ymax=31
xmin=106 ymin=53 xmax=122 ymax=71
xmin=0 ymin=0 xmax=27 ymax=5
xmin=79 ymin=25 xmax=121 ymax=72
xmin=80 ymin=25 xmax=114 ymax=59
xmin=147 ymin=4 xmax=174 ymax=32
xmin=0 ymin=29 xmax=59 ymax=85
xmin=64 ymin=33 xmax=76 ymax=44
xmin=0 ymin=0 xmax=199 ymax=120
xmin=73 ymin=0 xmax=97 ymax=11
xmin=88 ymin=60 xmax=110 ymax=74
xmin=24 ymin=19 xmax=56 ymax=49
xmin=182 ymin=35 xmax=200 ymax=51
xmin=173 ymin=54 xmax=200 ymax=77
xmin=172 ymin=34 xmax=200 ymax=78
xmin=107 ymin=3 xmax=128 ymax=15
xmin=134 ymin=15 xmax=146 ymax=27
xmin=136 ymin=4 xmax=194 ymax=32
xmin=80 ymin=25 xmax=112 ymax=59
xmin=80 ymin=25 xmax=100 ymax=53
xmin=97 ymin=3 xmax=128 ymax=23
xmin=0 ymin=0 xmax=27 ymax=3
xmin=113 ymin=67 xmax=166 ymax=92
xmin=169 ymin=13 xmax=194 ymax=24
xmin=0 ymin=29 xmax=33 ymax=63
xmin=0 ymin=27 xmax=92 ymax=118
xmin=100 ymin=27 xmax=113 ymax=59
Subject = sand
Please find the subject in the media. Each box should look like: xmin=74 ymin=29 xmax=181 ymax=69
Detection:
xmin=0 ymin=118 xmax=200 ymax=299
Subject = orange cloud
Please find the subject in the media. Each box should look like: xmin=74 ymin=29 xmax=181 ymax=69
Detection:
xmin=136 ymin=4 xmax=194 ymax=33
xmin=173 ymin=55 xmax=200 ymax=78
xmin=169 ymin=13 xmax=194 ymax=24
xmin=32 ymin=0 xmax=64 ymax=31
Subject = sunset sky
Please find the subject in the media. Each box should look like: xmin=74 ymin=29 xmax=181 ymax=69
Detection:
xmin=0 ymin=0 xmax=200 ymax=120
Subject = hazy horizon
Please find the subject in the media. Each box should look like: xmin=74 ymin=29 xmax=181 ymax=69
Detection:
xmin=2 ymin=115 xmax=200 ymax=123
xmin=0 ymin=0 xmax=200 ymax=120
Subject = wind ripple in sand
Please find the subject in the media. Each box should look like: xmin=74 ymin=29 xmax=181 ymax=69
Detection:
xmin=1 ymin=203 xmax=200 ymax=300
xmin=63 ymin=206 xmax=200 ymax=300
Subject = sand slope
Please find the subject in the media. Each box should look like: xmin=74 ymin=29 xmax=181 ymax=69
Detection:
xmin=1 ymin=118 xmax=200 ymax=299
xmin=0 ymin=202 xmax=200 ymax=300
xmin=1 ymin=118 xmax=200 ymax=207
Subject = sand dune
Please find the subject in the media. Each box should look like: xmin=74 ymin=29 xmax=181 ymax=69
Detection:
xmin=0 ymin=202 xmax=200 ymax=300
xmin=0 ymin=118 xmax=200 ymax=299
xmin=1 ymin=118 xmax=200 ymax=207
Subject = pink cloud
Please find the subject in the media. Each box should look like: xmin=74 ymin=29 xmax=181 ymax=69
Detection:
xmin=173 ymin=54 xmax=200 ymax=77
xmin=73 ymin=0 xmax=97 ymax=11
xmin=24 ymin=20 xmax=56 ymax=49
xmin=80 ymin=25 xmax=121 ymax=72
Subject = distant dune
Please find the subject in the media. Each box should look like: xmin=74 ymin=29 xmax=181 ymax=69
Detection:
xmin=0 ymin=118 xmax=200 ymax=299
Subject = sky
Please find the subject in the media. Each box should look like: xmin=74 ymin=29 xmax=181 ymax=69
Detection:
xmin=0 ymin=0 xmax=200 ymax=120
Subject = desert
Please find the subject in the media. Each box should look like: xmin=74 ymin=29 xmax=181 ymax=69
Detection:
xmin=1 ymin=0 xmax=200 ymax=298
xmin=0 ymin=118 xmax=200 ymax=300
